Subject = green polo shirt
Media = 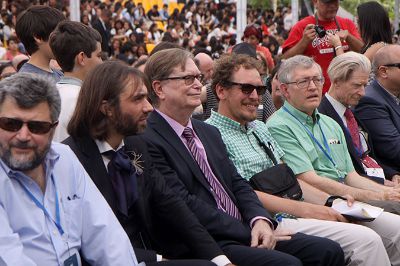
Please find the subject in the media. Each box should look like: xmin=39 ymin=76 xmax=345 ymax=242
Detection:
xmin=206 ymin=111 xmax=284 ymax=180
xmin=266 ymin=102 xmax=354 ymax=182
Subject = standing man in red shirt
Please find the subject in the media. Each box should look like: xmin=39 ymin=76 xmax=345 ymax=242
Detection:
xmin=281 ymin=0 xmax=363 ymax=94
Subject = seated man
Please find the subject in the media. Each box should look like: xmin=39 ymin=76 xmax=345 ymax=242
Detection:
xmin=355 ymin=45 xmax=400 ymax=173
xmin=0 ymin=73 xmax=139 ymax=265
xmin=142 ymin=48 xmax=345 ymax=266
xmin=49 ymin=20 xmax=103 ymax=142
xmin=64 ymin=61 xmax=225 ymax=266
xmin=206 ymin=52 xmax=391 ymax=265
xmin=266 ymin=55 xmax=400 ymax=265
xmin=319 ymin=52 xmax=400 ymax=185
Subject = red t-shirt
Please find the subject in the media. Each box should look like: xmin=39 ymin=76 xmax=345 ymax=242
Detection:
xmin=282 ymin=16 xmax=361 ymax=94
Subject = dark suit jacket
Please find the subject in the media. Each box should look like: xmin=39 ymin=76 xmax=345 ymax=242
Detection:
xmin=354 ymin=80 xmax=400 ymax=172
xmin=92 ymin=18 xmax=111 ymax=54
xmin=63 ymin=134 xmax=222 ymax=263
xmin=318 ymin=96 xmax=397 ymax=182
xmin=143 ymin=111 xmax=276 ymax=247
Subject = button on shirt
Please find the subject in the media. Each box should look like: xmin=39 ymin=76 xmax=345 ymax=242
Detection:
xmin=0 ymin=142 xmax=140 ymax=265
xmin=267 ymin=102 xmax=354 ymax=182
xmin=206 ymin=111 xmax=284 ymax=180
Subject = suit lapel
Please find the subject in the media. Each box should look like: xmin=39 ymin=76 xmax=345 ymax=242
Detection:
xmin=148 ymin=111 xmax=212 ymax=190
xmin=374 ymin=81 xmax=400 ymax=119
xmin=73 ymin=136 xmax=118 ymax=212
xmin=320 ymin=97 xmax=363 ymax=170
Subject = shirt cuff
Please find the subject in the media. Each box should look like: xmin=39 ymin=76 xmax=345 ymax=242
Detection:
xmin=156 ymin=254 xmax=162 ymax=262
xmin=250 ymin=216 xmax=274 ymax=229
xmin=211 ymin=255 xmax=231 ymax=266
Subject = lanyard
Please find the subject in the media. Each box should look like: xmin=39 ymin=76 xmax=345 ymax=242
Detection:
xmin=17 ymin=175 xmax=64 ymax=235
xmin=283 ymin=106 xmax=338 ymax=168
xmin=343 ymin=126 xmax=363 ymax=158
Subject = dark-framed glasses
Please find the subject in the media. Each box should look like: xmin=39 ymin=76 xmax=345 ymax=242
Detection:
xmin=223 ymin=80 xmax=267 ymax=95
xmin=285 ymin=76 xmax=325 ymax=89
xmin=382 ymin=63 xmax=400 ymax=69
xmin=0 ymin=117 xmax=58 ymax=134
xmin=161 ymin=74 xmax=204 ymax=86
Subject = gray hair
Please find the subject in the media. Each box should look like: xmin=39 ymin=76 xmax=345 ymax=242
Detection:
xmin=277 ymin=55 xmax=322 ymax=84
xmin=0 ymin=73 xmax=61 ymax=121
xmin=328 ymin=52 xmax=371 ymax=82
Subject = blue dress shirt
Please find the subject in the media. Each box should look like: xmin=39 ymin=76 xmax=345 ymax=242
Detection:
xmin=0 ymin=142 xmax=141 ymax=265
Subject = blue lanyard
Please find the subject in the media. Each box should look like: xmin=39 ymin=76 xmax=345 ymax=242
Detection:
xmin=283 ymin=106 xmax=337 ymax=168
xmin=17 ymin=175 xmax=64 ymax=235
xmin=343 ymin=126 xmax=363 ymax=158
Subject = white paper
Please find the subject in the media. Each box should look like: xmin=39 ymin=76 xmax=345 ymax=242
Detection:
xmin=331 ymin=199 xmax=384 ymax=219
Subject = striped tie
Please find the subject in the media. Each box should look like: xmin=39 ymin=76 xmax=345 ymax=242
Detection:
xmin=182 ymin=127 xmax=242 ymax=220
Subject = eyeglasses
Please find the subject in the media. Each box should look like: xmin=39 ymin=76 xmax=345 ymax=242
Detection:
xmin=382 ymin=63 xmax=400 ymax=69
xmin=285 ymin=77 xmax=324 ymax=89
xmin=223 ymin=80 xmax=267 ymax=95
xmin=0 ymin=117 xmax=58 ymax=134
xmin=161 ymin=74 xmax=204 ymax=86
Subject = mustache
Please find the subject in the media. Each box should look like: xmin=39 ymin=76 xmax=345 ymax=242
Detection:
xmin=10 ymin=141 xmax=36 ymax=149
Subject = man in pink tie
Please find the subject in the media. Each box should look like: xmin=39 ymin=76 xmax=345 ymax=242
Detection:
xmin=318 ymin=52 xmax=400 ymax=186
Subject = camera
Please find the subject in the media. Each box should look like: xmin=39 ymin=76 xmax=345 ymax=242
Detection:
xmin=314 ymin=25 xmax=326 ymax=38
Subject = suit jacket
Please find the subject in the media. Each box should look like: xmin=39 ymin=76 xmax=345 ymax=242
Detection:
xmin=143 ymin=111 xmax=276 ymax=247
xmin=354 ymin=80 xmax=400 ymax=172
xmin=92 ymin=18 xmax=111 ymax=54
xmin=318 ymin=96 xmax=397 ymax=182
xmin=63 ymin=134 xmax=222 ymax=263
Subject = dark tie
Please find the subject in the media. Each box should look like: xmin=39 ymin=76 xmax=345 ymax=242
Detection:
xmin=104 ymin=149 xmax=139 ymax=216
xmin=182 ymin=127 xmax=242 ymax=220
xmin=344 ymin=109 xmax=380 ymax=168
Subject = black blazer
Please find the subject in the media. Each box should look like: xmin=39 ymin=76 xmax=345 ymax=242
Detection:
xmin=143 ymin=111 xmax=276 ymax=247
xmin=63 ymin=134 xmax=222 ymax=263
xmin=354 ymin=80 xmax=400 ymax=173
xmin=318 ymin=96 xmax=396 ymax=183
xmin=92 ymin=18 xmax=111 ymax=54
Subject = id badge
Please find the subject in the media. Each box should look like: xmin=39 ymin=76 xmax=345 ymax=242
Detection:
xmin=365 ymin=168 xmax=385 ymax=179
xmin=64 ymin=253 xmax=79 ymax=266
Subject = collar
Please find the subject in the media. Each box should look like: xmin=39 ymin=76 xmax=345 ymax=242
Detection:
xmin=376 ymin=80 xmax=400 ymax=105
xmin=155 ymin=109 xmax=193 ymax=137
xmin=95 ymin=139 xmax=124 ymax=154
xmin=0 ymin=143 xmax=60 ymax=179
xmin=283 ymin=101 xmax=320 ymax=124
xmin=325 ymin=93 xmax=347 ymax=119
xmin=209 ymin=110 xmax=256 ymax=134
xmin=57 ymin=76 xmax=82 ymax=86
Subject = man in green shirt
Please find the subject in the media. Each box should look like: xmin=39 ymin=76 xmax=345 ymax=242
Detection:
xmin=266 ymin=55 xmax=400 ymax=264
xmin=206 ymin=52 xmax=400 ymax=265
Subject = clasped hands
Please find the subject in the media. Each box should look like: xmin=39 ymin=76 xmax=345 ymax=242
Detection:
xmin=250 ymin=219 xmax=293 ymax=250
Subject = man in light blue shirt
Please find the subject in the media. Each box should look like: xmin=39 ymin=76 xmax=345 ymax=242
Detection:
xmin=0 ymin=73 xmax=140 ymax=265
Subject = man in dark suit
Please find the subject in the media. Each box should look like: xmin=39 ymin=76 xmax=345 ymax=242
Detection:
xmin=319 ymin=51 xmax=400 ymax=185
xmin=142 ymin=48 xmax=344 ymax=266
xmin=63 ymin=60 xmax=225 ymax=266
xmin=355 ymin=45 xmax=400 ymax=175
xmin=91 ymin=8 xmax=111 ymax=56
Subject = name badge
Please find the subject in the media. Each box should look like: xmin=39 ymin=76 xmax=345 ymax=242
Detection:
xmin=64 ymin=253 xmax=79 ymax=266
xmin=365 ymin=168 xmax=385 ymax=179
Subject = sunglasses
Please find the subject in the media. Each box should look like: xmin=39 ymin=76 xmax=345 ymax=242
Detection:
xmin=0 ymin=117 xmax=58 ymax=134
xmin=223 ymin=80 xmax=267 ymax=95
xmin=382 ymin=63 xmax=400 ymax=69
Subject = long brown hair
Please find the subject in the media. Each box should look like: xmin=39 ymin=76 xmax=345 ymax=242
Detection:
xmin=67 ymin=60 xmax=145 ymax=140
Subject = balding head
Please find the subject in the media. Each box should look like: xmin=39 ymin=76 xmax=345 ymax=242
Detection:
xmin=372 ymin=44 xmax=400 ymax=93
xmin=194 ymin=52 xmax=214 ymax=83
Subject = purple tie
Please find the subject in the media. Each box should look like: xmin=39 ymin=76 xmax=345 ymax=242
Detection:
xmin=182 ymin=127 xmax=242 ymax=220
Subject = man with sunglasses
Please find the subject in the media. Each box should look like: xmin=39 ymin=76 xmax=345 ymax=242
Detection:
xmin=355 ymin=45 xmax=400 ymax=176
xmin=319 ymin=52 xmax=400 ymax=186
xmin=206 ymin=52 xmax=394 ymax=266
xmin=0 ymin=73 xmax=140 ymax=265
xmin=143 ymin=48 xmax=345 ymax=266
xmin=266 ymin=55 xmax=400 ymax=265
